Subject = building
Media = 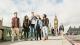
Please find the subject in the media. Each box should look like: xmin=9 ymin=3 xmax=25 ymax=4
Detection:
xmin=67 ymin=26 xmax=80 ymax=35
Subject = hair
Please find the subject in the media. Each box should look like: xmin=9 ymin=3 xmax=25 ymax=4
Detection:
xmin=24 ymin=15 xmax=28 ymax=21
xmin=43 ymin=14 xmax=47 ymax=18
xmin=14 ymin=12 xmax=17 ymax=17
xmin=39 ymin=17 xmax=41 ymax=20
xmin=14 ymin=12 xmax=17 ymax=14
xmin=24 ymin=16 xmax=26 ymax=20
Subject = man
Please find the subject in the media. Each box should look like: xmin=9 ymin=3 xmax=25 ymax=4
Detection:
xmin=42 ymin=14 xmax=49 ymax=40
xmin=11 ymin=12 xmax=20 ymax=42
xmin=42 ymin=14 xmax=49 ymax=27
xmin=30 ymin=12 xmax=37 ymax=40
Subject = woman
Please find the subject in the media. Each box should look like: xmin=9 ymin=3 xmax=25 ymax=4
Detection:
xmin=23 ymin=15 xmax=30 ymax=40
xmin=36 ymin=15 xmax=42 ymax=40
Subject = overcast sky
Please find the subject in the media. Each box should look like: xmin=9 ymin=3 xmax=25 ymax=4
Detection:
xmin=0 ymin=0 xmax=80 ymax=33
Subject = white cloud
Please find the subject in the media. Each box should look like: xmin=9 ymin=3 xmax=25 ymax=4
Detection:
xmin=0 ymin=0 xmax=80 ymax=33
xmin=0 ymin=0 xmax=18 ymax=26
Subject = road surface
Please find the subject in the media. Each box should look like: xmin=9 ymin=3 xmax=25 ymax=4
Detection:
xmin=0 ymin=36 xmax=72 ymax=45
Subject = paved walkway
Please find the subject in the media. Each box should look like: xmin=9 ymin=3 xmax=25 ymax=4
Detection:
xmin=65 ymin=35 xmax=80 ymax=45
xmin=0 ymin=36 xmax=72 ymax=45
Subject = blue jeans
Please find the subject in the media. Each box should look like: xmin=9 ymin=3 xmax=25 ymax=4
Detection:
xmin=30 ymin=25 xmax=37 ymax=40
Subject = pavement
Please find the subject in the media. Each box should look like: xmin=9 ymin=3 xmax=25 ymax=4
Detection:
xmin=0 ymin=36 xmax=72 ymax=45
xmin=65 ymin=35 xmax=80 ymax=45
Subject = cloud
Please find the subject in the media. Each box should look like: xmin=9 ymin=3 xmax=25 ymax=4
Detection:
xmin=58 ymin=0 xmax=80 ymax=33
xmin=0 ymin=0 xmax=19 ymax=26
xmin=1 ymin=0 xmax=80 ymax=33
xmin=63 ymin=0 xmax=80 ymax=24
xmin=0 ymin=0 xmax=63 ymax=29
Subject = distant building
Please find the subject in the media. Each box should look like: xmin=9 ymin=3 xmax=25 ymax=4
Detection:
xmin=67 ymin=26 xmax=80 ymax=35
xmin=54 ymin=15 xmax=58 ymax=35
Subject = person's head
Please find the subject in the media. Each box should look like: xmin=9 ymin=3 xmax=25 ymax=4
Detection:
xmin=31 ymin=12 xmax=34 ymax=16
xmin=24 ymin=15 xmax=28 ymax=20
xmin=14 ymin=12 xmax=17 ymax=17
xmin=39 ymin=17 xmax=41 ymax=20
xmin=43 ymin=14 xmax=47 ymax=18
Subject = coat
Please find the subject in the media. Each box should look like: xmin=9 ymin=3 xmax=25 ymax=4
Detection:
xmin=12 ymin=17 xmax=20 ymax=28
xmin=42 ymin=18 xmax=49 ymax=27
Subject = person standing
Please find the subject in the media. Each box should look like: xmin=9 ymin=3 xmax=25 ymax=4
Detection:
xmin=36 ymin=15 xmax=42 ymax=40
xmin=30 ymin=12 xmax=37 ymax=40
xmin=42 ymin=14 xmax=49 ymax=40
xmin=11 ymin=12 xmax=20 ymax=42
xmin=23 ymin=15 xmax=30 ymax=41
xmin=59 ymin=25 xmax=64 ymax=36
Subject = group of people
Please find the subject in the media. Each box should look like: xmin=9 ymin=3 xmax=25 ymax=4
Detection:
xmin=51 ymin=25 xmax=64 ymax=36
xmin=0 ymin=11 xmax=64 ymax=42
xmin=11 ymin=12 xmax=49 ymax=42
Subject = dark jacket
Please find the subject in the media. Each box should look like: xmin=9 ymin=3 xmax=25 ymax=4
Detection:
xmin=42 ymin=18 xmax=49 ymax=27
xmin=23 ymin=19 xmax=30 ymax=29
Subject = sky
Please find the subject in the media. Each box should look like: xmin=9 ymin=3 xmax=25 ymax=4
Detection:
xmin=0 ymin=0 xmax=80 ymax=33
